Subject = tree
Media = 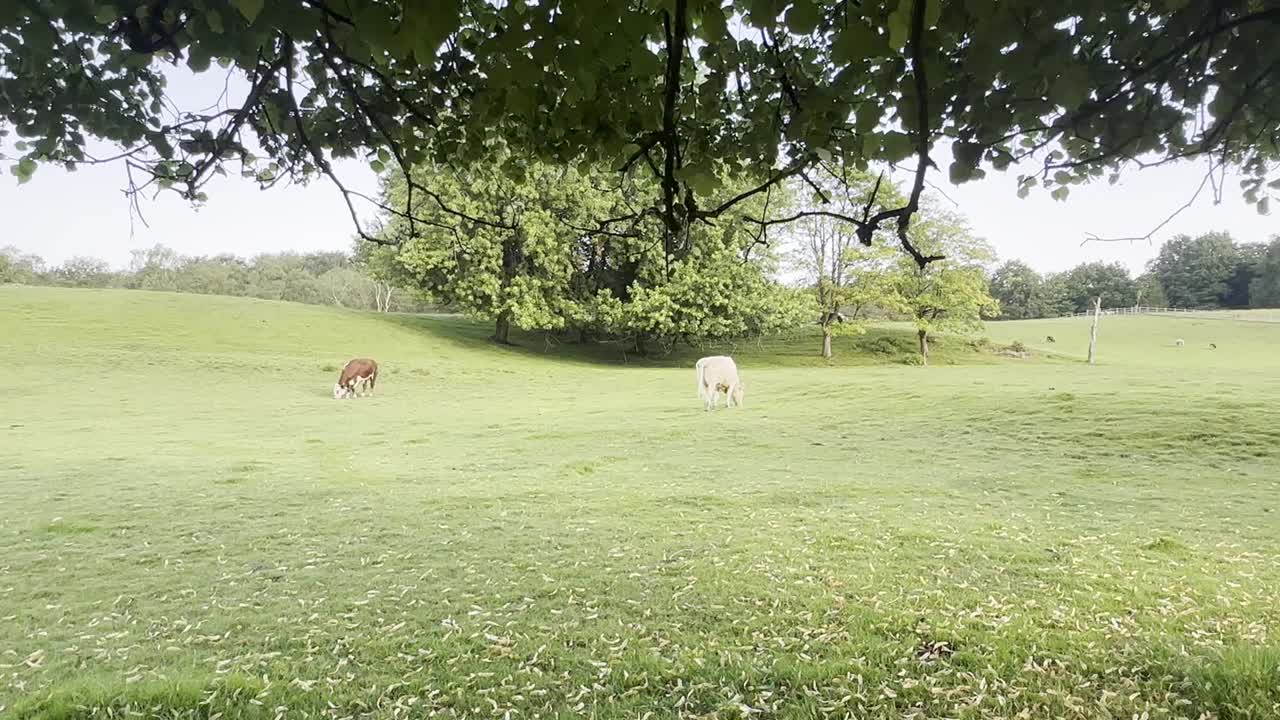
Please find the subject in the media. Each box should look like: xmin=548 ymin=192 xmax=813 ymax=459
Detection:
xmin=987 ymin=260 xmax=1043 ymax=320
xmin=3 ymin=1 xmax=1276 ymax=273
xmin=1149 ymin=232 xmax=1240 ymax=308
xmin=52 ymin=257 xmax=115 ymax=288
xmin=381 ymin=153 xmax=810 ymax=349
xmin=128 ymin=243 xmax=184 ymax=291
xmin=0 ymin=246 xmax=45 ymax=284
xmin=786 ymin=169 xmax=904 ymax=358
xmin=1056 ymin=262 xmax=1137 ymax=313
xmin=1249 ymin=238 xmax=1280 ymax=308
xmin=1225 ymin=242 xmax=1267 ymax=308
xmin=1134 ymin=272 xmax=1168 ymax=309
xmin=889 ymin=201 xmax=998 ymax=364
xmin=387 ymin=158 xmax=615 ymax=344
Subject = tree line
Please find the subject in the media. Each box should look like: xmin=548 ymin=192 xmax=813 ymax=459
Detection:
xmin=989 ymin=232 xmax=1280 ymax=320
xmin=0 ymin=244 xmax=432 ymax=314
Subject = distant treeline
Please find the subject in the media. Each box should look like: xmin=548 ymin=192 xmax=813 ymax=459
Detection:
xmin=0 ymin=244 xmax=434 ymax=313
xmin=989 ymin=232 xmax=1280 ymax=319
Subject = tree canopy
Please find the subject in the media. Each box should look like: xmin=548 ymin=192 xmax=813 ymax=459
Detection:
xmin=3 ymin=0 xmax=1276 ymax=266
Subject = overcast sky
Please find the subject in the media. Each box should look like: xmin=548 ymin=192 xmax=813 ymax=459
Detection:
xmin=2 ymin=69 xmax=1275 ymax=274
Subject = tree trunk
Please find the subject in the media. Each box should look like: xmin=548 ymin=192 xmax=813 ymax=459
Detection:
xmin=493 ymin=312 xmax=512 ymax=345
xmin=578 ymin=328 xmax=591 ymax=344
xmin=1087 ymin=295 xmax=1101 ymax=365
xmin=633 ymin=334 xmax=648 ymax=357
xmin=918 ymin=329 xmax=929 ymax=366
xmin=821 ymin=329 xmax=833 ymax=359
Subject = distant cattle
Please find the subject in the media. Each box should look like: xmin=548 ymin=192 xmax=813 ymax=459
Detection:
xmin=695 ymin=356 xmax=744 ymax=411
xmin=334 ymin=358 xmax=378 ymax=399
xmin=1045 ymin=335 xmax=1056 ymax=343
xmin=1209 ymin=343 xmax=1217 ymax=349
xmin=1175 ymin=339 xmax=1185 ymax=347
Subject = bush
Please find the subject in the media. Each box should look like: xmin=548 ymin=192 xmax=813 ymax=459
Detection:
xmin=859 ymin=334 xmax=915 ymax=355
xmin=1009 ymin=340 xmax=1027 ymax=353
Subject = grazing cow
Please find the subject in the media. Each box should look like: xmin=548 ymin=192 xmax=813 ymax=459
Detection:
xmin=333 ymin=358 xmax=378 ymax=399
xmin=695 ymin=356 xmax=744 ymax=411
xmin=1045 ymin=335 xmax=1056 ymax=343
xmin=1175 ymin=338 xmax=1185 ymax=347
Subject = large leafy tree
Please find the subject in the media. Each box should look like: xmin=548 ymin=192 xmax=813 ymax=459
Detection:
xmin=1056 ymin=262 xmax=1137 ymax=313
xmin=1249 ymin=237 xmax=1280 ymax=309
xmin=385 ymin=157 xmax=615 ymax=343
xmin=379 ymin=155 xmax=809 ymax=348
xmin=2 ymin=1 xmax=1277 ymax=268
xmin=785 ymin=168 xmax=903 ymax=358
xmin=889 ymin=201 xmax=998 ymax=364
xmin=1149 ymin=232 xmax=1240 ymax=308
xmin=987 ymin=260 xmax=1043 ymax=320
xmin=0 ymin=245 xmax=45 ymax=284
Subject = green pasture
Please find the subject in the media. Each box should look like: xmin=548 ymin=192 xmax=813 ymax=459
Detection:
xmin=2 ymin=285 xmax=1277 ymax=718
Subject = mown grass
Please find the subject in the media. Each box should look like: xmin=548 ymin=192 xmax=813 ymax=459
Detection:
xmin=2 ymin=285 xmax=1278 ymax=719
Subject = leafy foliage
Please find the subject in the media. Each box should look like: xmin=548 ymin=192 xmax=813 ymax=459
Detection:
xmin=784 ymin=167 xmax=904 ymax=357
xmin=3 ymin=244 xmax=429 ymax=311
xmin=1149 ymin=232 xmax=1243 ymax=308
xmin=1 ymin=0 xmax=1276 ymax=263
xmin=1053 ymin=262 xmax=1138 ymax=314
xmin=987 ymin=260 xmax=1043 ymax=321
xmin=379 ymin=156 xmax=810 ymax=348
xmin=1248 ymin=237 xmax=1280 ymax=309
xmin=887 ymin=202 xmax=998 ymax=363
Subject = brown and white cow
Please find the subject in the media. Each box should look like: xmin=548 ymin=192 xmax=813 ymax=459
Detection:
xmin=333 ymin=358 xmax=378 ymax=399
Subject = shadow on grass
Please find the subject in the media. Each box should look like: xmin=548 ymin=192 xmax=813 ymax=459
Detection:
xmin=368 ymin=312 xmax=1004 ymax=370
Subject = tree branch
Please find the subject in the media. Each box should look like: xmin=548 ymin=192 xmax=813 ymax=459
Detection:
xmin=1082 ymin=160 xmax=1216 ymax=246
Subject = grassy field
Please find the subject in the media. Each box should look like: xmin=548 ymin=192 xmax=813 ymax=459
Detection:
xmin=2 ymin=285 xmax=1278 ymax=719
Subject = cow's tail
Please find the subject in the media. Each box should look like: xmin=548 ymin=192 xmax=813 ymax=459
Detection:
xmin=695 ymin=360 xmax=705 ymax=401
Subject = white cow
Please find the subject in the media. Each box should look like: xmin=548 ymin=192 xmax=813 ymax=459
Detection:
xmin=695 ymin=355 xmax=744 ymax=411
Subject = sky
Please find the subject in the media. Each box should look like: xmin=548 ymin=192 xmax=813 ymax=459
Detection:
xmin=2 ymin=70 xmax=1275 ymax=274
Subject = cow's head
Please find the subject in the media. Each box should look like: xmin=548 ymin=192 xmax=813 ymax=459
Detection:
xmin=333 ymin=383 xmax=349 ymax=400
xmin=732 ymin=383 xmax=745 ymax=408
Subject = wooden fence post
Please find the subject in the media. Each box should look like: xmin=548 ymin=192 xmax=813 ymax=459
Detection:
xmin=1087 ymin=296 xmax=1101 ymax=365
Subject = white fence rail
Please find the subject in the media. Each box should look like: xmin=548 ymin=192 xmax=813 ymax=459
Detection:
xmin=1060 ymin=306 xmax=1280 ymax=322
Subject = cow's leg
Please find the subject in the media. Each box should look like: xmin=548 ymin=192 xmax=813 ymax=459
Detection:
xmin=366 ymin=374 xmax=375 ymax=396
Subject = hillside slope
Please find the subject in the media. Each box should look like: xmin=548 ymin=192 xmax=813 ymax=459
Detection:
xmin=985 ymin=313 xmax=1278 ymax=368
xmin=1 ymin=285 xmax=999 ymax=371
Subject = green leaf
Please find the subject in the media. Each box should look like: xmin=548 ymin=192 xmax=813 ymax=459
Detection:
xmin=748 ymin=0 xmax=777 ymax=27
xmin=948 ymin=161 xmax=973 ymax=184
xmin=701 ymin=4 xmax=728 ymax=38
xmin=232 ymin=0 xmax=264 ymax=24
xmin=11 ymin=158 xmax=37 ymax=184
xmin=206 ymin=9 xmax=224 ymax=33
xmin=786 ymin=0 xmax=822 ymax=34
xmin=924 ymin=0 xmax=942 ymax=28
xmin=1051 ymin=186 xmax=1070 ymax=202
xmin=832 ymin=22 xmax=878 ymax=64
xmin=1258 ymin=197 xmax=1271 ymax=215
xmin=370 ymin=159 xmax=386 ymax=173
xmin=1053 ymin=171 xmax=1072 ymax=185
xmin=815 ymin=147 xmax=832 ymax=162
xmin=887 ymin=1 xmax=911 ymax=51
xmin=377 ymin=148 xmax=391 ymax=164
xmin=1267 ymin=178 xmax=1280 ymax=190
xmin=93 ymin=6 xmax=119 ymax=24
xmin=881 ymin=132 xmax=913 ymax=162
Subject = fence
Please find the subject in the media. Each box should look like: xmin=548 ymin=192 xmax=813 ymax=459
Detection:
xmin=1060 ymin=306 xmax=1280 ymax=322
